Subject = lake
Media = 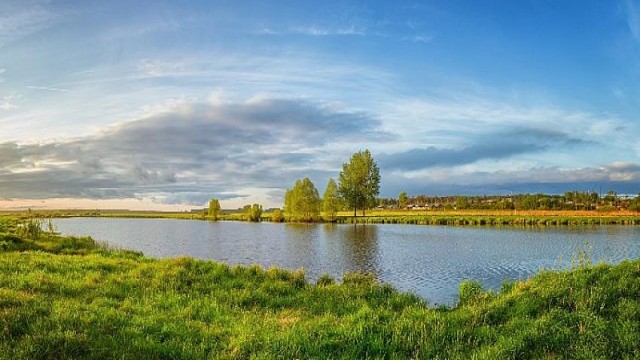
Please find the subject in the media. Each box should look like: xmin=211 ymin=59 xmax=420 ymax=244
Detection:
xmin=55 ymin=218 xmax=640 ymax=305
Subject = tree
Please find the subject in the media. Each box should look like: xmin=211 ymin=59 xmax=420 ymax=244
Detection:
xmin=322 ymin=178 xmax=341 ymax=222
xmin=245 ymin=204 xmax=263 ymax=222
xmin=285 ymin=177 xmax=321 ymax=222
xmin=631 ymin=194 xmax=640 ymax=212
xmin=338 ymin=149 xmax=380 ymax=216
xmin=208 ymin=198 xmax=221 ymax=221
xmin=271 ymin=208 xmax=285 ymax=222
xmin=398 ymin=191 xmax=408 ymax=209
xmin=521 ymin=194 xmax=538 ymax=210
xmin=455 ymin=196 xmax=469 ymax=210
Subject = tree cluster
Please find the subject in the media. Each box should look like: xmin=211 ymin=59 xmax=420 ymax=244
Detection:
xmin=244 ymin=204 xmax=263 ymax=222
xmin=380 ymin=190 xmax=640 ymax=211
xmin=285 ymin=178 xmax=321 ymax=222
xmin=285 ymin=149 xmax=380 ymax=222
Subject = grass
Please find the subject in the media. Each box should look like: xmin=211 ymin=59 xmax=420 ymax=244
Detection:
xmin=337 ymin=214 xmax=640 ymax=226
xmin=4 ymin=208 xmax=640 ymax=227
xmin=1 ymin=215 xmax=640 ymax=358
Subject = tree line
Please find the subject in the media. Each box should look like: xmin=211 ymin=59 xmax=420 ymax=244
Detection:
xmin=379 ymin=191 xmax=640 ymax=212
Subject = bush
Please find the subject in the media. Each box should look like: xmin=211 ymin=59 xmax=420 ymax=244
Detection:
xmin=458 ymin=280 xmax=484 ymax=305
xmin=271 ymin=209 xmax=285 ymax=223
xmin=316 ymin=273 xmax=335 ymax=286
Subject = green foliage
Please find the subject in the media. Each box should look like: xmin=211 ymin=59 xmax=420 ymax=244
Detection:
xmin=271 ymin=208 xmax=285 ymax=222
xmin=630 ymin=194 xmax=640 ymax=212
xmin=398 ymin=191 xmax=408 ymax=208
xmin=3 ymin=220 xmax=640 ymax=358
xmin=340 ymin=214 xmax=640 ymax=226
xmin=458 ymin=280 xmax=485 ymax=305
xmin=338 ymin=149 xmax=380 ymax=217
xmin=378 ymin=190 xmax=632 ymax=211
xmin=285 ymin=177 xmax=321 ymax=222
xmin=455 ymin=196 xmax=469 ymax=210
xmin=16 ymin=217 xmax=45 ymax=239
xmin=322 ymin=178 xmax=341 ymax=222
xmin=520 ymin=194 xmax=539 ymax=210
xmin=244 ymin=204 xmax=263 ymax=222
xmin=207 ymin=198 xmax=221 ymax=221
xmin=316 ymin=273 xmax=335 ymax=286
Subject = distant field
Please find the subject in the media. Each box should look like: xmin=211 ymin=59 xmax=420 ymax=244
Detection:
xmin=339 ymin=208 xmax=640 ymax=217
xmin=2 ymin=208 xmax=639 ymax=226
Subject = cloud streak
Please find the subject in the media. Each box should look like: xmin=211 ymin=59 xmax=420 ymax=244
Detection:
xmin=25 ymin=85 xmax=71 ymax=92
xmin=292 ymin=25 xmax=366 ymax=36
xmin=379 ymin=128 xmax=591 ymax=171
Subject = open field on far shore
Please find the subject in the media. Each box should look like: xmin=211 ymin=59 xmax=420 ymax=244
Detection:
xmin=2 ymin=208 xmax=640 ymax=226
xmin=333 ymin=209 xmax=640 ymax=226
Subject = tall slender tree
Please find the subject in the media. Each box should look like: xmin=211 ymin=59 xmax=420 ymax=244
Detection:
xmin=338 ymin=149 xmax=380 ymax=216
xmin=208 ymin=198 xmax=221 ymax=221
xmin=322 ymin=178 xmax=341 ymax=222
xmin=398 ymin=191 xmax=408 ymax=209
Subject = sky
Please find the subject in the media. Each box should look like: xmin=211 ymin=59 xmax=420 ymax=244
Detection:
xmin=1 ymin=0 xmax=639 ymax=210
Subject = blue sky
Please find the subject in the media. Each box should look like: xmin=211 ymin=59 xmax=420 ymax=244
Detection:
xmin=1 ymin=0 xmax=639 ymax=210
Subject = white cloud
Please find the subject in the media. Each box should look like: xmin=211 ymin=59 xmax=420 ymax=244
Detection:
xmin=137 ymin=59 xmax=185 ymax=78
xmin=406 ymin=35 xmax=433 ymax=44
xmin=25 ymin=85 xmax=70 ymax=92
xmin=0 ymin=95 xmax=17 ymax=111
xmin=292 ymin=25 xmax=366 ymax=36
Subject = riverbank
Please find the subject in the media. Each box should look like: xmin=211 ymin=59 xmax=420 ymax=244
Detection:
xmin=5 ymin=208 xmax=640 ymax=226
xmin=1 ymin=216 xmax=640 ymax=358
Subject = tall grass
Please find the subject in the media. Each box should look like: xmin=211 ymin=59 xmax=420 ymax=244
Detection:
xmin=1 ymin=216 xmax=640 ymax=358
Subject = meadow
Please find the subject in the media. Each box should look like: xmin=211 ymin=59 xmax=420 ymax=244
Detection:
xmin=1 ymin=215 xmax=640 ymax=358
xmin=4 ymin=208 xmax=640 ymax=226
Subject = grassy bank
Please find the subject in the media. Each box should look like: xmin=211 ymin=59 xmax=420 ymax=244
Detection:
xmin=4 ymin=208 xmax=640 ymax=226
xmin=337 ymin=214 xmax=640 ymax=226
xmin=334 ymin=209 xmax=640 ymax=226
xmin=1 ymin=216 xmax=640 ymax=358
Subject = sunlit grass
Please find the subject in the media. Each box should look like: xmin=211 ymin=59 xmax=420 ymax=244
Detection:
xmin=1 ymin=215 xmax=640 ymax=358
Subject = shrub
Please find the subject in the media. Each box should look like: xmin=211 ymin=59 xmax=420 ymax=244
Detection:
xmin=459 ymin=280 xmax=484 ymax=305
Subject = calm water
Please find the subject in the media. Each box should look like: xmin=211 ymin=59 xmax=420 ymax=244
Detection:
xmin=55 ymin=218 xmax=640 ymax=305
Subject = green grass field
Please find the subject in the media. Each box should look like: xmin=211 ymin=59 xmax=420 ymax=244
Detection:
xmin=4 ymin=208 xmax=640 ymax=226
xmin=1 ymin=215 xmax=640 ymax=358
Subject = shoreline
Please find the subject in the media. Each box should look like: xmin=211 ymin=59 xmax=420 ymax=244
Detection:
xmin=6 ymin=209 xmax=640 ymax=226
xmin=1 ymin=217 xmax=640 ymax=358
